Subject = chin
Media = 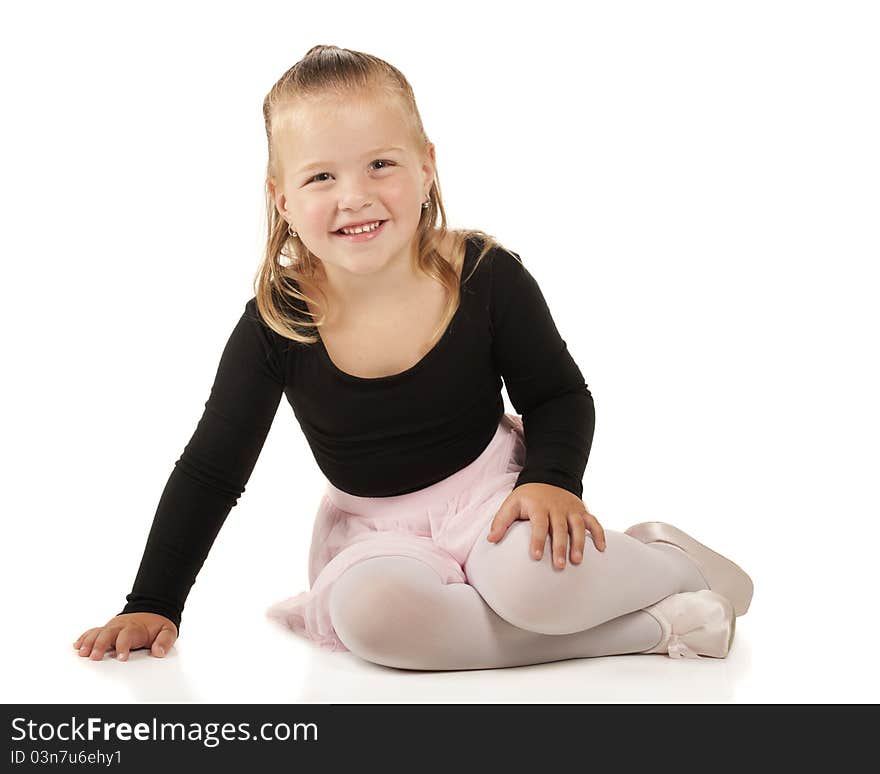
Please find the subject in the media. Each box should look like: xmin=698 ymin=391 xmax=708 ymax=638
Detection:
xmin=333 ymin=238 xmax=413 ymax=269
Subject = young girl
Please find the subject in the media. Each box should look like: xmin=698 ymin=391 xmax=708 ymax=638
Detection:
xmin=74 ymin=45 xmax=753 ymax=671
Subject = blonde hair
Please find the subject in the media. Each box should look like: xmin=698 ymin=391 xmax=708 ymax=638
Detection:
xmin=256 ymin=44 xmax=505 ymax=346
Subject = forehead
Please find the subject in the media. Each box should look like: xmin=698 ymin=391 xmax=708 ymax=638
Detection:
xmin=276 ymin=94 xmax=416 ymax=172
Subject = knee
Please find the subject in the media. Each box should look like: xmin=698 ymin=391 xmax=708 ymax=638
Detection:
xmin=328 ymin=557 xmax=437 ymax=662
xmin=466 ymin=520 xmax=601 ymax=635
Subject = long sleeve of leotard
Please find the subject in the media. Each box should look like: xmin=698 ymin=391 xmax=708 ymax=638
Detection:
xmin=490 ymin=249 xmax=595 ymax=499
xmin=119 ymin=298 xmax=286 ymax=632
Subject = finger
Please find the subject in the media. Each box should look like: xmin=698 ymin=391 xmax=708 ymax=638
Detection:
xmin=115 ymin=625 xmax=147 ymax=662
xmin=77 ymin=629 xmax=101 ymax=658
xmin=568 ymin=512 xmax=587 ymax=563
xmin=74 ymin=628 xmax=97 ymax=651
xmin=152 ymin=626 xmax=178 ymax=658
xmin=486 ymin=497 xmax=521 ymax=543
xmin=530 ymin=513 xmax=549 ymax=560
xmin=89 ymin=626 xmax=122 ymax=661
xmin=115 ymin=629 xmax=131 ymax=662
xmin=585 ymin=512 xmax=607 ymax=550
xmin=550 ymin=511 xmax=570 ymax=569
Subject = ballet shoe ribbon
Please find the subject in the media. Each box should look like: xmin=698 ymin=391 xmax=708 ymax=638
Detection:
xmin=667 ymin=635 xmax=702 ymax=659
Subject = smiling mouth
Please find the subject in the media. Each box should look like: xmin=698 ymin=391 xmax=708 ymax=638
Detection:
xmin=330 ymin=220 xmax=388 ymax=242
xmin=333 ymin=220 xmax=388 ymax=236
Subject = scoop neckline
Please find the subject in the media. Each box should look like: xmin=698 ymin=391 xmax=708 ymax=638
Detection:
xmin=315 ymin=238 xmax=476 ymax=384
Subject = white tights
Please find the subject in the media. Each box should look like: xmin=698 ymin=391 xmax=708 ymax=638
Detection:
xmin=327 ymin=520 xmax=710 ymax=670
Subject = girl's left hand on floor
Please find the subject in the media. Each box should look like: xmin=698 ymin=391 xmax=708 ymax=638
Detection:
xmin=486 ymin=483 xmax=607 ymax=568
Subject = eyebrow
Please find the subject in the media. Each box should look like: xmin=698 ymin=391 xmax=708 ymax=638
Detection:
xmin=296 ymin=146 xmax=406 ymax=175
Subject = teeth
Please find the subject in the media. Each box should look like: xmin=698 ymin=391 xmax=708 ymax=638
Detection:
xmin=340 ymin=220 xmax=382 ymax=235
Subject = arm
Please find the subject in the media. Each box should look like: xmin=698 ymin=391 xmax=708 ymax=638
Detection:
xmin=490 ymin=248 xmax=595 ymax=499
xmin=119 ymin=297 xmax=286 ymax=632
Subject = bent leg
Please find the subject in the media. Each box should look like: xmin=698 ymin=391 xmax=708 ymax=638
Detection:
xmin=328 ymin=555 xmax=664 ymax=671
xmin=465 ymin=520 xmax=709 ymax=635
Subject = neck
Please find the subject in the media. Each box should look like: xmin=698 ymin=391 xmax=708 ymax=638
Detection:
xmin=314 ymin=240 xmax=427 ymax=323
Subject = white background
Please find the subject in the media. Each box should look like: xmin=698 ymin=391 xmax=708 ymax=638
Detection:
xmin=2 ymin=0 xmax=878 ymax=703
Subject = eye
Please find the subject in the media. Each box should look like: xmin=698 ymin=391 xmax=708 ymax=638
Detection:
xmin=306 ymin=159 xmax=396 ymax=185
xmin=371 ymin=159 xmax=396 ymax=171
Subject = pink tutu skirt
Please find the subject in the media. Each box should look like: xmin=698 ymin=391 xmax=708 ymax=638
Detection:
xmin=266 ymin=412 xmax=527 ymax=652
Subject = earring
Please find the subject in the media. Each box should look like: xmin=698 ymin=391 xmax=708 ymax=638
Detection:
xmin=287 ymin=222 xmax=297 ymax=238
xmin=422 ymin=199 xmax=430 ymax=209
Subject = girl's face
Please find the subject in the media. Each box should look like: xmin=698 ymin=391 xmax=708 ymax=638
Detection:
xmin=268 ymin=94 xmax=436 ymax=282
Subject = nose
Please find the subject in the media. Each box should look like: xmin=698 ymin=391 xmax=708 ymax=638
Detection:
xmin=338 ymin=194 xmax=373 ymax=212
xmin=336 ymin=180 xmax=374 ymax=211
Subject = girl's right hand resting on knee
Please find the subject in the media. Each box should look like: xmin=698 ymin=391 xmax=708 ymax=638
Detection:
xmin=73 ymin=613 xmax=178 ymax=662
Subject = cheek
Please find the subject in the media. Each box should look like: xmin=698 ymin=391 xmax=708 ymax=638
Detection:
xmin=293 ymin=178 xmax=419 ymax=226
xmin=297 ymin=199 xmax=333 ymax=227
xmin=383 ymin=179 xmax=421 ymax=213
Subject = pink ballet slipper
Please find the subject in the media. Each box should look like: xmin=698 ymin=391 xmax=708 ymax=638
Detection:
xmin=641 ymin=589 xmax=736 ymax=659
xmin=624 ymin=521 xmax=754 ymax=616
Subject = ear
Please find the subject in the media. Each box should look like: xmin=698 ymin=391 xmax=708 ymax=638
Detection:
xmin=421 ymin=142 xmax=437 ymax=195
xmin=266 ymin=176 xmax=288 ymax=219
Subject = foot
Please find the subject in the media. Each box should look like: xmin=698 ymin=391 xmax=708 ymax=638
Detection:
xmin=641 ymin=589 xmax=736 ymax=659
xmin=624 ymin=521 xmax=754 ymax=616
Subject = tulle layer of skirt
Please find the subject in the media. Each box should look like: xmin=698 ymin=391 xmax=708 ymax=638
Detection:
xmin=265 ymin=412 xmax=526 ymax=652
